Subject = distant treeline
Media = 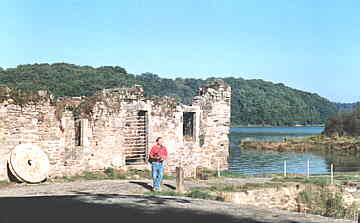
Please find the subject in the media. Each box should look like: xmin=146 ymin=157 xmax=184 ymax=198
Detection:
xmin=334 ymin=102 xmax=360 ymax=112
xmin=324 ymin=107 xmax=360 ymax=137
xmin=0 ymin=63 xmax=347 ymax=126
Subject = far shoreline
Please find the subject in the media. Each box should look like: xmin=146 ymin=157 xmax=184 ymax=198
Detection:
xmin=231 ymin=124 xmax=325 ymax=128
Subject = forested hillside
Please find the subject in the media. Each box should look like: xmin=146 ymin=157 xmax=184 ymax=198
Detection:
xmin=0 ymin=63 xmax=339 ymax=126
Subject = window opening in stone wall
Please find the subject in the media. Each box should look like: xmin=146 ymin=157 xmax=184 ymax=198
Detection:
xmin=124 ymin=110 xmax=148 ymax=165
xmin=199 ymin=134 xmax=205 ymax=147
xmin=183 ymin=112 xmax=196 ymax=141
xmin=74 ymin=119 xmax=81 ymax=146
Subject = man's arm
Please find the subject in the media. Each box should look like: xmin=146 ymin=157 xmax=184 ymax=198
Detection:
xmin=161 ymin=147 xmax=168 ymax=161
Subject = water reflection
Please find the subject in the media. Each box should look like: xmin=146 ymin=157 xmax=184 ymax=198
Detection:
xmin=228 ymin=127 xmax=336 ymax=175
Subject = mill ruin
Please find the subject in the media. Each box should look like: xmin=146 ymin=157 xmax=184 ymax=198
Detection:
xmin=0 ymin=79 xmax=231 ymax=182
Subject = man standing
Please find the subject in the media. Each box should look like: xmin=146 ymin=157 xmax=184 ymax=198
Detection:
xmin=149 ymin=137 xmax=168 ymax=191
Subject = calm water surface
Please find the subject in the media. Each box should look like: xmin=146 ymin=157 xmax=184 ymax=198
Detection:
xmin=228 ymin=126 xmax=337 ymax=175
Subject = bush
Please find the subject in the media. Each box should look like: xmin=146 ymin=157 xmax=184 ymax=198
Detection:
xmin=104 ymin=168 xmax=116 ymax=178
xmin=298 ymin=185 xmax=358 ymax=218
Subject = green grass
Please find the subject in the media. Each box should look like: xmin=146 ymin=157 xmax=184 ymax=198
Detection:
xmin=143 ymin=188 xmax=224 ymax=201
xmin=197 ymin=168 xmax=250 ymax=179
xmin=59 ymin=168 xmax=177 ymax=182
xmin=144 ymin=190 xmax=183 ymax=197
xmin=205 ymin=182 xmax=285 ymax=192
xmin=333 ymin=175 xmax=360 ymax=182
xmin=271 ymin=176 xmax=330 ymax=185
xmin=186 ymin=189 xmax=223 ymax=200
xmin=83 ymin=171 xmax=106 ymax=180
xmin=0 ymin=180 xmax=11 ymax=187
xmin=163 ymin=174 xmax=176 ymax=180
xmin=271 ymin=174 xmax=360 ymax=186
xmin=219 ymin=171 xmax=249 ymax=178
xmin=60 ymin=168 xmax=153 ymax=182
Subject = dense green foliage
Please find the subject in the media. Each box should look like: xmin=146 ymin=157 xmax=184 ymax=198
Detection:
xmin=0 ymin=63 xmax=340 ymax=126
xmin=334 ymin=102 xmax=360 ymax=112
xmin=324 ymin=107 xmax=360 ymax=136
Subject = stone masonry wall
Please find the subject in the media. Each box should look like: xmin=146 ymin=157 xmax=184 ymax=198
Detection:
xmin=0 ymin=81 xmax=231 ymax=181
xmin=192 ymin=80 xmax=231 ymax=171
xmin=0 ymin=95 xmax=65 ymax=180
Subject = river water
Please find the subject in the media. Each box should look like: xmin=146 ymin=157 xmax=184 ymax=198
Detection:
xmin=228 ymin=126 xmax=357 ymax=175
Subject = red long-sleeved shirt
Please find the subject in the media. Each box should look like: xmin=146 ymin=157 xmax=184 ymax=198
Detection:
xmin=149 ymin=144 xmax=168 ymax=161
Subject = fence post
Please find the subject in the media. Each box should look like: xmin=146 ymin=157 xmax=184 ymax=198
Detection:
xmin=194 ymin=165 xmax=197 ymax=179
xmin=217 ymin=159 xmax=221 ymax=177
xmin=176 ymin=166 xmax=185 ymax=193
xmin=307 ymin=160 xmax=310 ymax=178
xmin=284 ymin=160 xmax=287 ymax=177
xmin=330 ymin=163 xmax=334 ymax=185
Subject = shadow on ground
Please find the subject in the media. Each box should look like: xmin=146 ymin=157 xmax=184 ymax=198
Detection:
xmin=129 ymin=180 xmax=177 ymax=191
xmin=129 ymin=181 xmax=153 ymax=191
xmin=0 ymin=193 xmax=284 ymax=223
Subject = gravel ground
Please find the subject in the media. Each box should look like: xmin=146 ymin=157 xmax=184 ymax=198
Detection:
xmin=0 ymin=179 xmax=352 ymax=223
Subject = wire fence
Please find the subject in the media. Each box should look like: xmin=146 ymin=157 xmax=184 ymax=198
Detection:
xmin=277 ymin=160 xmax=360 ymax=222
xmin=225 ymin=158 xmax=360 ymax=222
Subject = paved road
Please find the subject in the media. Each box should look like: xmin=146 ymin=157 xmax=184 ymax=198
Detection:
xmin=0 ymin=179 xmax=351 ymax=223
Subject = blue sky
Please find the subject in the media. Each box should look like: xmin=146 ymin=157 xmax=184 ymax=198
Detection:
xmin=1 ymin=0 xmax=359 ymax=103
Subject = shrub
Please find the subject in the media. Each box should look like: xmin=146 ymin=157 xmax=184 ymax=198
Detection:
xmin=298 ymin=185 xmax=358 ymax=218
xmin=104 ymin=168 xmax=116 ymax=178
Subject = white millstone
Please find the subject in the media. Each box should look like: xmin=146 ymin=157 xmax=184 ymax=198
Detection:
xmin=9 ymin=144 xmax=49 ymax=183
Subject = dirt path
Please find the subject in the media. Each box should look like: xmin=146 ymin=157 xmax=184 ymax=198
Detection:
xmin=0 ymin=179 xmax=351 ymax=223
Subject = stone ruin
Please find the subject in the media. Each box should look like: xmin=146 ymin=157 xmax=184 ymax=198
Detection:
xmin=0 ymin=80 xmax=231 ymax=182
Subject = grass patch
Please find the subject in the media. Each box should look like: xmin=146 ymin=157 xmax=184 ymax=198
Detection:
xmin=83 ymin=171 xmax=106 ymax=180
xmin=144 ymin=190 xmax=182 ymax=197
xmin=207 ymin=182 xmax=284 ymax=192
xmin=272 ymin=176 xmax=329 ymax=185
xmin=186 ymin=189 xmax=224 ymax=201
xmin=60 ymin=168 xmax=152 ymax=182
xmin=60 ymin=175 xmax=82 ymax=182
xmin=272 ymin=174 xmax=360 ymax=185
xmin=219 ymin=171 xmax=249 ymax=178
xmin=0 ymin=180 xmax=11 ymax=187
xmin=198 ymin=168 xmax=250 ymax=179
xmin=163 ymin=174 xmax=176 ymax=180
xmin=143 ymin=188 xmax=224 ymax=201
xmin=333 ymin=175 xmax=360 ymax=182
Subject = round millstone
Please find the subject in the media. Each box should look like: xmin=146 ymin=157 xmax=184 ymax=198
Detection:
xmin=9 ymin=144 xmax=50 ymax=183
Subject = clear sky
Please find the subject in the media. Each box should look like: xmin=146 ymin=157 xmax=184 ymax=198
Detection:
xmin=1 ymin=0 xmax=359 ymax=103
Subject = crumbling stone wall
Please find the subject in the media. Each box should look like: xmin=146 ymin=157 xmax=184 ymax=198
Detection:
xmin=0 ymin=91 xmax=65 ymax=180
xmin=0 ymin=80 xmax=231 ymax=181
xmin=192 ymin=80 xmax=231 ymax=171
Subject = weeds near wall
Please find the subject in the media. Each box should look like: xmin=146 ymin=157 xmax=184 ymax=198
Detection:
xmin=298 ymin=185 xmax=358 ymax=219
xmin=0 ymin=85 xmax=51 ymax=107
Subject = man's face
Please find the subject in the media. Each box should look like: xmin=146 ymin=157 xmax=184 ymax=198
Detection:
xmin=157 ymin=138 xmax=163 ymax=145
